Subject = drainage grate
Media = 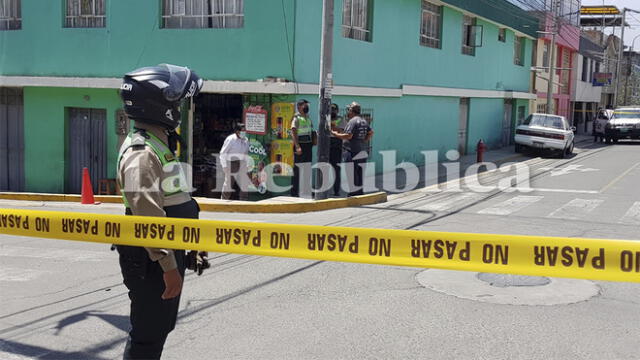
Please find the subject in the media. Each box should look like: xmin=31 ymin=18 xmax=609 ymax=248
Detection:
xmin=477 ymin=273 xmax=551 ymax=288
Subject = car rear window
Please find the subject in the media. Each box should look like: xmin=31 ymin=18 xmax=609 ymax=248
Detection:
xmin=612 ymin=110 xmax=640 ymax=119
xmin=523 ymin=114 xmax=565 ymax=129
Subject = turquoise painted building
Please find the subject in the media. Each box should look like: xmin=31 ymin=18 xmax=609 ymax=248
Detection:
xmin=0 ymin=0 xmax=538 ymax=195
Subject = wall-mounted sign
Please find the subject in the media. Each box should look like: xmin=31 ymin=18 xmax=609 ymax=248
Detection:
xmin=593 ymin=72 xmax=613 ymax=87
xmin=270 ymin=139 xmax=294 ymax=176
xmin=271 ymin=102 xmax=295 ymax=139
xmin=244 ymin=105 xmax=268 ymax=135
xmin=580 ymin=6 xmax=620 ymax=15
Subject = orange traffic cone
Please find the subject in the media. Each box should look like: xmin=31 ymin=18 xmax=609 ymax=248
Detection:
xmin=81 ymin=167 xmax=97 ymax=205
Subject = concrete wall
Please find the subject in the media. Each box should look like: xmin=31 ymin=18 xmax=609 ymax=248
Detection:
xmin=573 ymin=54 xmax=602 ymax=103
xmin=23 ymin=87 xmax=121 ymax=193
xmin=0 ymin=0 xmax=297 ymax=81
xmin=295 ymin=0 xmax=534 ymax=92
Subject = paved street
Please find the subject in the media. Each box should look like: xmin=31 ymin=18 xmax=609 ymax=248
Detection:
xmin=1 ymin=140 xmax=639 ymax=359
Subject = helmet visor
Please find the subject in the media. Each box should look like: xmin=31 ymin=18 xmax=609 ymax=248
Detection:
xmin=162 ymin=64 xmax=192 ymax=102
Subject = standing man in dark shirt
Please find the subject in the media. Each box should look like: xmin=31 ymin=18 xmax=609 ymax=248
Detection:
xmin=329 ymin=103 xmax=346 ymax=197
xmin=331 ymin=102 xmax=373 ymax=196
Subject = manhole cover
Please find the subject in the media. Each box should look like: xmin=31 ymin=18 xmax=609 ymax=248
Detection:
xmin=416 ymin=269 xmax=600 ymax=306
xmin=476 ymin=273 xmax=551 ymax=287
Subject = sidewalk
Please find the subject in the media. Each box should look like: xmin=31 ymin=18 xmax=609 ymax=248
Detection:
xmin=0 ymin=135 xmax=592 ymax=213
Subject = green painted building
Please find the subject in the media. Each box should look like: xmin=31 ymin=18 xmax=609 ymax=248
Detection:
xmin=0 ymin=0 xmax=538 ymax=195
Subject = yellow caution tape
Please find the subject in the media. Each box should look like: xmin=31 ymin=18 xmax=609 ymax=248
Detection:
xmin=1 ymin=208 xmax=639 ymax=282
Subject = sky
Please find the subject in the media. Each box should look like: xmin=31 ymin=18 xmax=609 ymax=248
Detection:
xmin=582 ymin=0 xmax=640 ymax=49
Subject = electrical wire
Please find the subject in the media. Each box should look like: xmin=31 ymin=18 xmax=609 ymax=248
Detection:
xmin=280 ymin=0 xmax=298 ymax=95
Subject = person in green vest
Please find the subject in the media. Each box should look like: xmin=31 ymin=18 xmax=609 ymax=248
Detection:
xmin=290 ymin=99 xmax=316 ymax=197
xmin=117 ymin=64 xmax=209 ymax=360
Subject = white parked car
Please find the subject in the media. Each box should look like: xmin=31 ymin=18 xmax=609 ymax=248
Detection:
xmin=514 ymin=113 xmax=575 ymax=158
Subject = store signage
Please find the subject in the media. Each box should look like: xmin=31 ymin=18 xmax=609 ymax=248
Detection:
xmin=580 ymin=6 xmax=620 ymax=15
xmin=270 ymin=140 xmax=294 ymax=176
xmin=593 ymin=72 xmax=612 ymax=87
xmin=244 ymin=105 xmax=268 ymax=135
xmin=271 ymin=103 xmax=295 ymax=139
xmin=248 ymin=139 xmax=269 ymax=193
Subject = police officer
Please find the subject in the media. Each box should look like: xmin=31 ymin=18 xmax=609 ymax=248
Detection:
xmin=290 ymin=99 xmax=315 ymax=197
xmin=117 ymin=64 xmax=209 ymax=359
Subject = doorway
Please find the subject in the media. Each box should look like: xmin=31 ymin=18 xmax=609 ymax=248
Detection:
xmin=66 ymin=108 xmax=107 ymax=194
xmin=0 ymin=88 xmax=24 ymax=191
xmin=502 ymin=99 xmax=514 ymax=147
xmin=458 ymin=98 xmax=470 ymax=155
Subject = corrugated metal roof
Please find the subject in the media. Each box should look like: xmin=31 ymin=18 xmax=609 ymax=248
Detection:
xmin=442 ymin=0 xmax=539 ymax=38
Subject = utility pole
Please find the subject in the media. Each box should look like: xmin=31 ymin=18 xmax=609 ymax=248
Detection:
xmin=628 ymin=34 xmax=640 ymax=104
xmin=613 ymin=8 xmax=627 ymax=107
xmin=315 ymin=0 xmax=334 ymax=200
xmin=546 ymin=0 xmax=559 ymax=114
xmin=624 ymin=54 xmax=631 ymax=105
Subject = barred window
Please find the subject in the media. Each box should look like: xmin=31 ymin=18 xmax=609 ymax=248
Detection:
xmin=542 ymin=42 xmax=549 ymax=72
xmin=65 ymin=0 xmax=105 ymax=28
xmin=498 ymin=28 xmax=506 ymax=42
xmin=560 ymin=48 xmax=571 ymax=95
xmin=420 ymin=1 xmax=441 ymax=49
xmin=162 ymin=0 xmax=244 ymax=29
xmin=0 ymin=0 xmax=21 ymax=30
xmin=461 ymin=15 xmax=476 ymax=56
xmin=514 ymin=36 xmax=524 ymax=66
xmin=342 ymin=0 xmax=371 ymax=42
xmin=581 ymin=56 xmax=588 ymax=82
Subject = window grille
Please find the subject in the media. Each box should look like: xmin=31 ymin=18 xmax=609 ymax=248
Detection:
xmin=162 ymin=0 xmax=244 ymax=29
xmin=420 ymin=1 xmax=441 ymax=49
xmin=0 ymin=0 xmax=21 ymax=30
xmin=514 ymin=36 xmax=524 ymax=66
xmin=65 ymin=0 xmax=105 ymax=28
xmin=542 ymin=42 xmax=549 ymax=72
xmin=342 ymin=0 xmax=371 ymax=42
xmin=461 ymin=15 xmax=476 ymax=56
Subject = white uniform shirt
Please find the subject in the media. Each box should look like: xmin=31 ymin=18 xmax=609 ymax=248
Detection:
xmin=220 ymin=133 xmax=249 ymax=168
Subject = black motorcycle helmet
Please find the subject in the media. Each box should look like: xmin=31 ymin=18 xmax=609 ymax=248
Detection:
xmin=120 ymin=64 xmax=203 ymax=129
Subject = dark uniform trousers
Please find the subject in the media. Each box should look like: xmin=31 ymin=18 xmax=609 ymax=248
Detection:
xmin=329 ymin=138 xmax=343 ymax=196
xmin=291 ymin=142 xmax=313 ymax=197
xmin=117 ymin=199 xmax=199 ymax=360
xmin=342 ymin=151 xmax=367 ymax=197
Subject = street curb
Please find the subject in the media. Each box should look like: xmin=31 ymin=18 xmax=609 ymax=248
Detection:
xmin=0 ymin=191 xmax=388 ymax=214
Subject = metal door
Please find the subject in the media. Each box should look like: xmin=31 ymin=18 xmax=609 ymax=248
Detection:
xmin=458 ymin=98 xmax=469 ymax=155
xmin=0 ymin=88 xmax=24 ymax=191
xmin=66 ymin=108 xmax=106 ymax=194
xmin=502 ymin=99 xmax=514 ymax=147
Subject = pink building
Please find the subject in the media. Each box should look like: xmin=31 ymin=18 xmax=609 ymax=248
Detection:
xmin=532 ymin=3 xmax=581 ymax=119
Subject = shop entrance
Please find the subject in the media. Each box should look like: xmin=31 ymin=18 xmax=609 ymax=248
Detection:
xmin=190 ymin=93 xmax=296 ymax=199
xmin=192 ymin=94 xmax=243 ymax=198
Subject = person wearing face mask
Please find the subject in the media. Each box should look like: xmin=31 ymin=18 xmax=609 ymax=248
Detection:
xmin=290 ymin=99 xmax=315 ymax=197
xmin=220 ymin=123 xmax=250 ymax=200
xmin=329 ymin=103 xmax=346 ymax=197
